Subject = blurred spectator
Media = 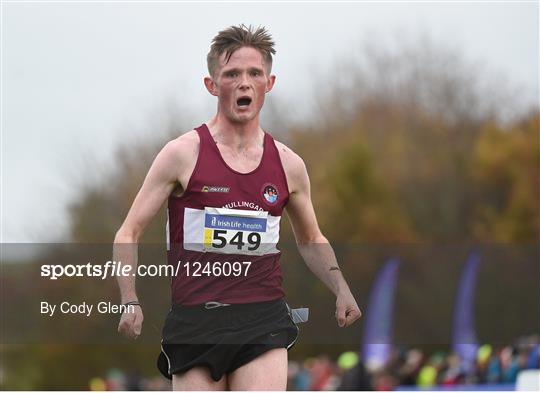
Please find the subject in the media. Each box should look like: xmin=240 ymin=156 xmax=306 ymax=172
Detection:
xmin=293 ymin=360 xmax=312 ymax=390
xmin=475 ymin=344 xmax=492 ymax=383
xmin=105 ymin=368 xmax=125 ymax=390
xmin=125 ymin=370 xmax=143 ymax=391
xmin=440 ymin=353 xmax=465 ymax=386
xmin=397 ymin=349 xmax=424 ymax=385
xmin=336 ymin=351 xmax=372 ymax=390
xmin=309 ymin=355 xmax=334 ymax=390
xmin=527 ymin=345 xmax=540 ymax=369
xmin=88 ymin=377 xmax=106 ymax=391
xmin=417 ymin=363 xmax=437 ymax=388
xmin=372 ymin=370 xmax=398 ymax=391
xmin=501 ymin=347 xmax=520 ymax=383
xmin=486 ymin=350 xmax=503 ymax=383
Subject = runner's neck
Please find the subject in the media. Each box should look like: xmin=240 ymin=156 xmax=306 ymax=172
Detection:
xmin=206 ymin=116 xmax=265 ymax=151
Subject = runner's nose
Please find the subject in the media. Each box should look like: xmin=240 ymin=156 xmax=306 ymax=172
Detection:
xmin=239 ymin=73 xmax=250 ymax=89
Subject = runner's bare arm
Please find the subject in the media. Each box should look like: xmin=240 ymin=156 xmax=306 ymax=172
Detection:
xmin=278 ymin=143 xmax=361 ymax=327
xmin=283 ymin=151 xmax=348 ymax=295
xmin=114 ymin=133 xmax=197 ymax=302
xmin=114 ymin=132 xmax=198 ymax=339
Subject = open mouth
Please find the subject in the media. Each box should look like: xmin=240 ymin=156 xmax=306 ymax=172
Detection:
xmin=236 ymin=97 xmax=252 ymax=107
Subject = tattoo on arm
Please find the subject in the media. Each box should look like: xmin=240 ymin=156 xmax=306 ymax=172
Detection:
xmin=329 ymin=266 xmax=340 ymax=272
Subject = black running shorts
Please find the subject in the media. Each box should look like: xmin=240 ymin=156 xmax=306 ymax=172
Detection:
xmin=157 ymin=298 xmax=299 ymax=382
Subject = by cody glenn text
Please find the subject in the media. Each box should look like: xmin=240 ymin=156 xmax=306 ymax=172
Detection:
xmin=40 ymin=301 xmax=135 ymax=317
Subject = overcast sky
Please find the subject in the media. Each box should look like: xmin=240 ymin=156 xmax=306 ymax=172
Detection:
xmin=2 ymin=1 xmax=539 ymax=243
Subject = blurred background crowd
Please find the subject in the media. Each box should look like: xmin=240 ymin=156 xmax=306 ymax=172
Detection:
xmin=86 ymin=334 xmax=540 ymax=390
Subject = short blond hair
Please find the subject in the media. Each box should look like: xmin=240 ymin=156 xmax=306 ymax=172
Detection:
xmin=207 ymin=24 xmax=276 ymax=77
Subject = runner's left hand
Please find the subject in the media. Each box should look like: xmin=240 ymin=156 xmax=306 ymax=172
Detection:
xmin=335 ymin=291 xmax=362 ymax=327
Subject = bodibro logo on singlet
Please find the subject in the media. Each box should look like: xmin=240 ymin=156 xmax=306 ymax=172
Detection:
xmin=261 ymin=183 xmax=279 ymax=205
xmin=202 ymin=185 xmax=230 ymax=193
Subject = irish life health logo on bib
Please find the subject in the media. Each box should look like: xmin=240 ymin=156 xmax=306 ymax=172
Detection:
xmin=183 ymin=207 xmax=281 ymax=256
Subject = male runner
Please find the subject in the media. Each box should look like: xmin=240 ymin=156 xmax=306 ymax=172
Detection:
xmin=114 ymin=25 xmax=361 ymax=390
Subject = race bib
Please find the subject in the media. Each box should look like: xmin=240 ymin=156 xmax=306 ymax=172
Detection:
xmin=183 ymin=207 xmax=280 ymax=256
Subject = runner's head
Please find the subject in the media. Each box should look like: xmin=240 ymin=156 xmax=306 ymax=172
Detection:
xmin=204 ymin=25 xmax=276 ymax=124
xmin=207 ymin=24 xmax=275 ymax=78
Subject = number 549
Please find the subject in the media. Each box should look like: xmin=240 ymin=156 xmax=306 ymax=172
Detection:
xmin=212 ymin=230 xmax=261 ymax=250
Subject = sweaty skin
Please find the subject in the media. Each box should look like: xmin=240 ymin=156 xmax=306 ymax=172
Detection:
xmin=114 ymin=45 xmax=361 ymax=389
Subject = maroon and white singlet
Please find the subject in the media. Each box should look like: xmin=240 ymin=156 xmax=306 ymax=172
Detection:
xmin=166 ymin=124 xmax=290 ymax=305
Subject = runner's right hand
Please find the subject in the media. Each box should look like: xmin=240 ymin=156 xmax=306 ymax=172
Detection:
xmin=118 ymin=306 xmax=144 ymax=339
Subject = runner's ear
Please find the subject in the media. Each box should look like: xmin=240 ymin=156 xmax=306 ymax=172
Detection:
xmin=204 ymin=76 xmax=218 ymax=96
xmin=265 ymin=74 xmax=276 ymax=93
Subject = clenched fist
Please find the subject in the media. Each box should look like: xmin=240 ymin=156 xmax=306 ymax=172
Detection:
xmin=118 ymin=306 xmax=144 ymax=339
xmin=335 ymin=290 xmax=362 ymax=328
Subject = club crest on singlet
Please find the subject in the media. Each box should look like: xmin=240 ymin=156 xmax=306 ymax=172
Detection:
xmin=262 ymin=183 xmax=279 ymax=205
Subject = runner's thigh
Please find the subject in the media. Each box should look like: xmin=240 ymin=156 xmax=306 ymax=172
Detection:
xmin=172 ymin=366 xmax=227 ymax=391
xmin=228 ymin=348 xmax=288 ymax=391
